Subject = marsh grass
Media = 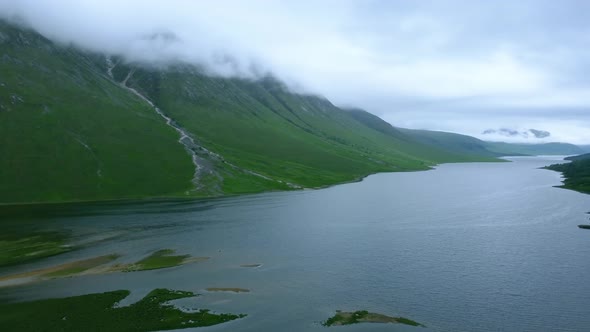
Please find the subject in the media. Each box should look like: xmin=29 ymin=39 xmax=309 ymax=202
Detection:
xmin=123 ymin=249 xmax=190 ymax=272
xmin=0 ymin=231 xmax=71 ymax=267
xmin=0 ymin=288 xmax=245 ymax=331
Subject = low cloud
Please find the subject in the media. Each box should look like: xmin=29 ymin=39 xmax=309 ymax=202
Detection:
xmin=482 ymin=128 xmax=551 ymax=140
xmin=1 ymin=0 xmax=589 ymax=143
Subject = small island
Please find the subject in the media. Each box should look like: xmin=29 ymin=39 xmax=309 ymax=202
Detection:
xmin=206 ymin=287 xmax=250 ymax=293
xmin=323 ymin=310 xmax=423 ymax=327
xmin=119 ymin=249 xmax=208 ymax=272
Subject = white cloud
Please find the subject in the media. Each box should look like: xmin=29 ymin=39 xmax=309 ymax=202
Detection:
xmin=1 ymin=0 xmax=589 ymax=143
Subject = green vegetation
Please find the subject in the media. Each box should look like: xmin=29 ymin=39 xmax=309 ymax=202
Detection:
xmin=125 ymin=68 xmax=501 ymax=193
xmin=123 ymin=249 xmax=190 ymax=272
xmin=0 ymin=231 xmax=71 ymax=267
xmin=0 ymin=250 xmax=207 ymax=287
xmin=0 ymin=21 xmax=194 ymax=203
xmin=0 ymin=19 xmax=503 ymax=204
xmin=0 ymin=288 xmax=245 ymax=331
xmin=485 ymin=142 xmax=584 ymax=156
xmin=323 ymin=310 xmax=423 ymax=327
xmin=544 ymin=158 xmax=590 ymax=194
xmin=397 ymin=317 xmax=423 ymax=326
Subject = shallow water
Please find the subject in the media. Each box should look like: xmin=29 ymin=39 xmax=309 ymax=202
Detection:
xmin=1 ymin=156 xmax=589 ymax=332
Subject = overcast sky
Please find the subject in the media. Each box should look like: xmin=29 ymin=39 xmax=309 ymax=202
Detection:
xmin=2 ymin=0 xmax=590 ymax=144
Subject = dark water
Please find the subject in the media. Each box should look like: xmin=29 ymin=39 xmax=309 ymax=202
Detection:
xmin=1 ymin=156 xmax=589 ymax=332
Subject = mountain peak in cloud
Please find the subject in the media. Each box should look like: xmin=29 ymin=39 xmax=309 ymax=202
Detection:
xmin=1 ymin=0 xmax=589 ymax=144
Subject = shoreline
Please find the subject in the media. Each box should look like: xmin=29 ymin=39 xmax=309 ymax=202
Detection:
xmin=0 ymin=159 xmax=498 ymax=208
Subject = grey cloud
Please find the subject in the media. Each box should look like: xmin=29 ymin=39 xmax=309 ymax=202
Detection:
xmin=481 ymin=128 xmax=551 ymax=139
xmin=530 ymin=129 xmax=551 ymax=138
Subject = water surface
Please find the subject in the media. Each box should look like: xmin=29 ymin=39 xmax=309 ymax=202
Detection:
xmin=1 ymin=156 xmax=589 ymax=332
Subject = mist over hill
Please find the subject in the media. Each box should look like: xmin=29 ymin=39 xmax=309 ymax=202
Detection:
xmin=0 ymin=20 xmax=585 ymax=203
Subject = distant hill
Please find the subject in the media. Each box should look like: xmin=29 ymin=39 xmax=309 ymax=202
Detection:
xmin=484 ymin=142 xmax=585 ymax=156
xmin=565 ymin=153 xmax=590 ymax=161
xmin=346 ymin=110 xmax=500 ymax=161
xmin=397 ymin=128 xmax=501 ymax=159
xmin=0 ymin=19 xmax=503 ymax=204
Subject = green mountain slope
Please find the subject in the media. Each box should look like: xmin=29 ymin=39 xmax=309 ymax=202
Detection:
xmin=484 ymin=142 xmax=584 ymax=156
xmin=0 ymin=21 xmax=195 ymax=203
xmin=119 ymin=66 xmax=503 ymax=193
xmin=0 ymin=20 xmax=500 ymax=204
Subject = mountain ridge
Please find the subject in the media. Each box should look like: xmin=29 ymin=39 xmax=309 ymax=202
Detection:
xmin=0 ymin=19 xmax=579 ymax=204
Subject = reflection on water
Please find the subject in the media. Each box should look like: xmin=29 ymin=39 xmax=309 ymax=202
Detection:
xmin=1 ymin=156 xmax=589 ymax=332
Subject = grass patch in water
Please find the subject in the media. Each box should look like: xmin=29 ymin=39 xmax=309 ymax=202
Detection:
xmin=0 ymin=231 xmax=71 ymax=267
xmin=323 ymin=310 xmax=423 ymax=327
xmin=0 ymin=288 xmax=245 ymax=331
xmin=123 ymin=249 xmax=190 ymax=272
xmin=0 ymin=249 xmax=208 ymax=288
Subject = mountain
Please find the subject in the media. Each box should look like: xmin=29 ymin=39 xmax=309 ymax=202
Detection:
xmin=0 ymin=20 xmax=502 ymax=204
xmin=346 ymin=110 xmax=583 ymax=158
xmin=484 ymin=142 xmax=585 ymax=156
xmin=0 ymin=20 xmax=195 ymax=203
xmin=397 ymin=128 xmax=501 ymax=159
xmin=346 ymin=110 xmax=501 ymax=161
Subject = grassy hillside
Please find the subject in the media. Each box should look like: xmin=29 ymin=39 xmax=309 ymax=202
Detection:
xmin=0 ymin=21 xmax=195 ymax=203
xmin=0 ymin=20 xmax=501 ymax=204
xmin=485 ymin=142 xmax=584 ymax=156
xmin=121 ymin=66 xmax=504 ymax=192
xmin=127 ymin=68 xmax=424 ymax=190
xmin=545 ymin=158 xmax=590 ymax=194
